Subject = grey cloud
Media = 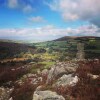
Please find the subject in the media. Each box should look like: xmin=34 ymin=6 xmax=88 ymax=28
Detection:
xmin=46 ymin=0 xmax=100 ymax=27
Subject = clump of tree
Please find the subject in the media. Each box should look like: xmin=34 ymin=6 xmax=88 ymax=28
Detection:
xmin=36 ymin=48 xmax=46 ymax=53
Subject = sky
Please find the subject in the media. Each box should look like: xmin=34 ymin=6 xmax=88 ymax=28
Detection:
xmin=0 ymin=0 xmax=100 ymax=41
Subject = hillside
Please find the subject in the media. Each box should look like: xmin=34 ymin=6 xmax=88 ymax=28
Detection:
xmin=0 ymin=36 xmax=100 ymax=60
xmin=0 ymin=41 xmax=36 ymax=60
xmin=54 ymin=36 xmax=100 ymax=41
xmin=33 ymin=36 xmax=100 ymax=59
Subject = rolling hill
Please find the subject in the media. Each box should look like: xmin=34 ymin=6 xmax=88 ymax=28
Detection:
xmin=33 ymin=36 xmax=100 ymax=59
xmin=56 ymin=36 xmax=100 ymax=58
xmin=54 ymin=36 xmax=100 ymax=41
xmin=0 ymin=41 xmax=36 ymax=60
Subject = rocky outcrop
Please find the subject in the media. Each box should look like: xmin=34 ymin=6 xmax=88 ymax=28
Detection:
xmin=46 ymin=62 xmax=78 ymax=84
xmin=33 ymin=90 xmax=65 ymax=100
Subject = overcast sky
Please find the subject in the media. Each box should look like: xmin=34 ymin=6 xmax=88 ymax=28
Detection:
xmin=0 ymin=0 xmax=100 ymax=41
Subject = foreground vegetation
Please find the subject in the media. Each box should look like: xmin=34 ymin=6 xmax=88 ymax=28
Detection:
xmin=0 ymin=59 xmax=98 ymax=100
xmin=44 ymin=60 xmax=99 ymax=100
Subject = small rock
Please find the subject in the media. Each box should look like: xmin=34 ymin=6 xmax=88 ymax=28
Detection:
xmin=87 ymin=73 xmax=99 ymax=79
xmin=9 ymin=97 xmax=13 ymax=100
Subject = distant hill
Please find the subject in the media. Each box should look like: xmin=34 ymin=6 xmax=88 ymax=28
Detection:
xmin=54 ymin=36 xmax=100 ymax=41
xmin=0 ymin=39 xmax=30 ymax=44
xmin=54 ymin=36 xmax=100 ymax=58
xmin=0 ymin=41 xmax=36 ymax=59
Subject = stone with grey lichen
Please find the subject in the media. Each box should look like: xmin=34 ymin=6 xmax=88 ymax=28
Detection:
xmin=33 ymin=90 xmax=65 ymax=100
xmin=46 ymin=62 xmax=78 ymax=84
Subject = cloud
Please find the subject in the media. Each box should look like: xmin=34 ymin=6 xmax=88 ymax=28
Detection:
xmin=7 ymin=0 xmax=34 ymax=13
xmin=29 ymin=16 xmax=46 ymax=23
xmin=23 ymin=4 xmax=33 ymax=13
xmin=69 ymin=25 xmax=100 ymax=36
xmin=8 ymin=0 xmax=18 ymax=8
xmin=46 ymin=0 xmax=100 ymax=27
xmin=0 ymin=25 xmax=99 ymax=41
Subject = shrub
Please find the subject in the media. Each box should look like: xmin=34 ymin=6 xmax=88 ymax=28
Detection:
xmin=11 ymin=81 xmax=37 ymax=100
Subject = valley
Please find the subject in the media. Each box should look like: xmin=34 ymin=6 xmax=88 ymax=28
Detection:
xmin=0 ymin=36 xmax=100 ymax=100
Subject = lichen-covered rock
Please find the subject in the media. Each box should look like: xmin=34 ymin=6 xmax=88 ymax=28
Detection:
xmin=33 ymin=90 xmax=65 ymax=100
xmin=54 ymin=74 xmax=78 ymax=87
xmin=46 ymin=62 xmax=78 ymax=84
